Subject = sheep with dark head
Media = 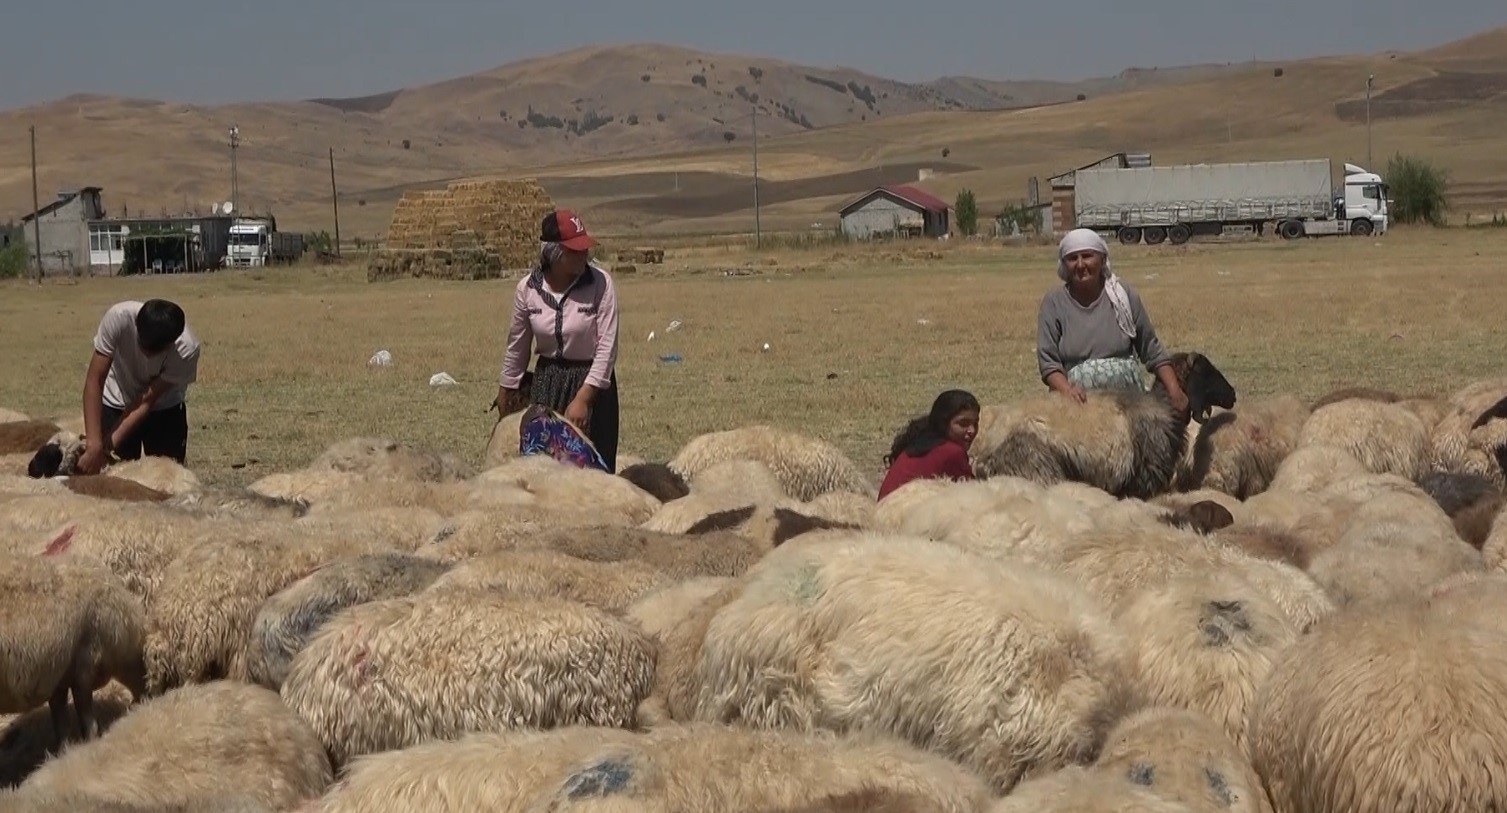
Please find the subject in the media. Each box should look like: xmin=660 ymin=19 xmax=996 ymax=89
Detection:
xmin=617 ymin=462 xmax=690 ymax=502
xmin=973 ymin=352 xmax=1237 ymax=500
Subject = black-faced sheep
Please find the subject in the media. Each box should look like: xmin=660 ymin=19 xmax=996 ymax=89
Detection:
xmin=1174 ymin=395 xmax=1309 ymax=499
xmin=1417 ymin=470 xmax=1503 ymax=549
xmin=8 ymin=680 xmax=332 ymax=812
xmin=681 ymin=532 xmax=1133 ymax=794
xmin=244 ymin=552 xmax=454 ymax=691
xmin=1248 ymin=599 xmax=1507 ymax=813
xmin=0 ymin=554 xmax=146 ymax=754
xmin=617 ymin=461 xmax=690 ymax=502
xmin=278 ymin=589 xmax=656 ymax=768
xmin=972 ymin=352 xmax=1238 ymax=500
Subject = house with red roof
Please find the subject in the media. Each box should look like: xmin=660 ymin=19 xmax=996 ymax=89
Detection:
xmin=837 ymin=184 xmax=952 ymax=240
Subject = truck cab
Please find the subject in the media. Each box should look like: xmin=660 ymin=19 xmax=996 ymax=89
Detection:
xmin=227 ymin=221 xmax=271 ymax=267
xmin=1337 ymin=163 xmax=1389 ymax=236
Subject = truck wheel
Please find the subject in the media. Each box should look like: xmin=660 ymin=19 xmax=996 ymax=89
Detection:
xmin=1118 ymin=227 xmax=1141 ymax=245
xmin=1278 ymin=220 xmax=1303 ymax=240
xmin=1350 ymin=218 xmax=1373 ymax=237
xmin=1168 ymin=224 xmax=1191 ymax=245
xmin=1143 ymin=226 xmax=1167 ymax=245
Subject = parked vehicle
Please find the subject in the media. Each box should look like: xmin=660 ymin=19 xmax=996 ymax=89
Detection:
xmin=1073 ymin=159 xmax=1389 ymax=244
xmin=227 ymin=218 xmax=304 ymax=266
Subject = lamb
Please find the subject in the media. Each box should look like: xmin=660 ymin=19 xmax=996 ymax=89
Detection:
xmin=244 ymin=552 xmax=454 ymax=691
xmin=1173 ymin=395 xmax=1309 ymax=499
xmin=312 ymin=723 xmax=991 ymax=813
xmin=1294 ymin=399 xmax=1431 ymax=481
xmin=278 ymin=589 xmax=656 ymax=768
xmin=1094 ymin=707 xmax=1271 ymax=813
xmin=668 ymin=424 xmax=876 ymax=501
xmin=1113 ymin=571 xmax=1298 ymax=748
xmin=682 ymin=532 xmax=1133 ymax=794
xmin=0 ymin=554 xmax=146 ymax=754
xmin=971 ymin=352 xmax=1238 ymax=500
xmin=1247 ymin=599 xmax=1507 ymax=813
xmin=9 ymin=681 xmax=332 ymax=812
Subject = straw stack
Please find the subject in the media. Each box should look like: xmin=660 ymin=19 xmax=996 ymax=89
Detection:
xmin=367 ymin=178 xmax=558 ymax=282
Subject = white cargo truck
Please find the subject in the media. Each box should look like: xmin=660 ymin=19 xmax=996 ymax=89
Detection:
xmin=1072 ymin=159 xmax=1389 ymax=245
xmin=226 ymin=218 xmax=304 ymax=267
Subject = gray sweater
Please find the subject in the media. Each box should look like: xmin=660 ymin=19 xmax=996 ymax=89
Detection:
xmin=1036 ymin=282 xmax=1171 ymax=383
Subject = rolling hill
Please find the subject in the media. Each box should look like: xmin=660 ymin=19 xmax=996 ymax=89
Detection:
xmin=2 ymin=30 xmax=1506 ymax=240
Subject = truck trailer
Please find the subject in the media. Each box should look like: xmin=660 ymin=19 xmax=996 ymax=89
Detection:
xmin=226 ymin=218 xmax=305 ymax=267
xmin=1072 ymin=159 xmax=1389 ymax=245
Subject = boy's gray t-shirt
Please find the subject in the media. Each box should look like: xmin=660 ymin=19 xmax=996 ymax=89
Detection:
xmin=93 ymin=301 xmax=201 ymax=410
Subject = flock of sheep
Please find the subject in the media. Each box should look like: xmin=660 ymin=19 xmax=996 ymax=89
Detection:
xmin=2 ymin=348 xmax=1507 ymax=813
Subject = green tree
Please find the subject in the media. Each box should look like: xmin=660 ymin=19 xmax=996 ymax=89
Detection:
xmin=955 ymin=189 xmax=978 ymax=236
xmin=1386 ymin=153 xmax=1449 ymax=227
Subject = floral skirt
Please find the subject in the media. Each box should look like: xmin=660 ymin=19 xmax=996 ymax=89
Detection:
xmin=1066 ymin=356 xmax=1147 ymax=392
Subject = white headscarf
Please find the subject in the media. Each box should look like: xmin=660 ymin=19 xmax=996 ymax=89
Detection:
xmin=1057 ymin=228 xmax=1136 ymax=340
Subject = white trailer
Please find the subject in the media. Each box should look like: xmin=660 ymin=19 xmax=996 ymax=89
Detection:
xmin=1073 ymin=159 xmax=1390 ymax=245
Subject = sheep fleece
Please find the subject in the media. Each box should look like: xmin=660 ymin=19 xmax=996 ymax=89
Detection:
xmin=686 ymin=533 xmax=1130 ymax=794
xmin=279 ymin=589 xmax=657 ymax=766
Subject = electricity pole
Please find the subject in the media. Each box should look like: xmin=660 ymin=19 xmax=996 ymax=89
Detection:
xmin=229 ymin=125 xmax=240 ymax=214
xmin=30 ymin=125 xmax=42 ymax=282
xmin=1365 ymin=74 xmax=1374 ymax=168
xmin=328 ymin=147 xmax=341 ymax=258
xmin=751 ymin=107 xmax=761 ymax=249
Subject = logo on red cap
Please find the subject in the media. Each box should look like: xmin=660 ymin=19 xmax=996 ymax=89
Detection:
xmin=554 ymin=209 xmax=596 ymax=251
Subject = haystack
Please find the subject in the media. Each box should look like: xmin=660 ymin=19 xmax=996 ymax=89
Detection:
xmin=367 ymin=178 xmax=557 ymax=282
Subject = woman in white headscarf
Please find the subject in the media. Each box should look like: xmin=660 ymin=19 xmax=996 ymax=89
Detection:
xmin=1035 ymin=228 xmax=1189 ymax=417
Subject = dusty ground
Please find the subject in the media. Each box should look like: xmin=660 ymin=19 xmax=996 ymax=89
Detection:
xmin=2 ymin=225 xmax=1504 ymax=488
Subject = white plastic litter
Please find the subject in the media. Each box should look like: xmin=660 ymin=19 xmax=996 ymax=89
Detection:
xmin=429 ymin=372 xmax=458 ymax=387
xmin=369 ymin=350 xmax=393 ymax=367
xmin=666 ymin=320 xmax=683 ymax=333
xmin=761 ymin=342 xmax=771 ymax=352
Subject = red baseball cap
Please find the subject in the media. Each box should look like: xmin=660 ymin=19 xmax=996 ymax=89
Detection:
xmin=543 ymin=209 xmax=597 ymax=251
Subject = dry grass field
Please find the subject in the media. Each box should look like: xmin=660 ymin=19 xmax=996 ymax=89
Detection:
xmin=3 ymin=225 xmax=1504 ymax=489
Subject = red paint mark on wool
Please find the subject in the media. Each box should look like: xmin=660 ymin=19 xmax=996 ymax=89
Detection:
xmin=42 ymin=525 xmax=76 ymax=556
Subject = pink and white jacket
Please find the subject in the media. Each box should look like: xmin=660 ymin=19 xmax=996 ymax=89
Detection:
xmin=500 ymin=264 xmax=620 ymax=391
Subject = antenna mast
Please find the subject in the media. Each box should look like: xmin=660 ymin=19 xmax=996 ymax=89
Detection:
xmin=228 ymin=125 xmax=240 ymax=215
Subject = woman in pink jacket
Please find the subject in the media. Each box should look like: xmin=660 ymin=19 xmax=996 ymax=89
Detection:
xmin=498 ymin=209 xmax=621 ymax=471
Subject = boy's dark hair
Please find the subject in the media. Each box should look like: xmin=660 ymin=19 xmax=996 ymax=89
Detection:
xmin=135 ymin=299 xmax=186 ymax=354
xmin=884 ymin=389 xmax=980 ymax=466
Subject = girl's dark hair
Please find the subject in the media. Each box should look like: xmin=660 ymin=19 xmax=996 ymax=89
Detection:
xmin=884 ymin=389 xmax=980 ymax=466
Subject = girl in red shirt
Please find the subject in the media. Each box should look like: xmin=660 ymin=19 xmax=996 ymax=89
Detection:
xmin=878 ymin=389 xmax=981 ymax=501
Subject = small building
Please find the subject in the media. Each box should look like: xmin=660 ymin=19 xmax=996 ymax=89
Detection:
xmin=1047 ymin=152 xmax=1151 ymax=234
xmin=90 ymin=215 xmax=235 ymax=274
xmin=838 ymin=185 xmax=952 ymax=240
xmin=18 ymin=187 xmax=105 ymax=276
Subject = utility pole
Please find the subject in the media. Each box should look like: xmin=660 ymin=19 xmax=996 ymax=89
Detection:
xmin=1365 ymin=74 xmax=1374 ymax=168
xmin=229 ymin=125 xmax=240 ymax=214
xmin=328 ymin=147 xmax=341 ymax=258
xmin=29 ymin=125 xmax=42 ymax=282
xmin=751 ymin=106 xmax=761 ymax=249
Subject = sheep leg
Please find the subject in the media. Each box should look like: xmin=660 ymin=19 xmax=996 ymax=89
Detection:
xmin=70 ymin=669 xmax=96 ymax=741
xmin=46 ymin=680 xmax=72 ymax=754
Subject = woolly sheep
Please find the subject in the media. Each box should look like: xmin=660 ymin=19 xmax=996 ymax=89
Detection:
xmin=244 ymin=552 xmax=454 ymax=691
xmin=802 ymin=489 xmax=875 ymax=527
xmin=60 ymin=475 xmax=170 ymax=503
xmin=668 ymin=424 xmax=876 ymax=501
xmin=0 ymin=421 xmax=63 ymax=456
xmin=636 ymin=580 xmax=742 ymax=729
xmin=160 ymin=485 xmax=310 ymax=520
xmin=679 ymin=503 xmax=863 ymax=549
xmin=248 ymin=468 xmax=538 ymax=518
xmin=424 ymin=548 xmax=676 ymax=613
xmin=2 ymin=794 xmax=273 ymax=812
xmin=1483 ymin=510 xmax=1507 ymax=573
xmin=1208 ymin=523 xmax=1311 ymax=570
xmin=482 ymin=406 xmax=527 ymax=468
xmin=1263 ymin=444 xmax=1370 ymax=494
xmin=309 ymin=436 xmax=474 ymax=482
xmin=989 ymin=765 xmax=1196 ymax=812
xmin=144 ymin=529 xmax=404 ymax=693
xmin=1248 ymin=599 xmax=1507 ymax=813
xmin=1306 ymin=513 xmax=1482 ymax=607
xmin=0 ymin=681 xmax=134 ymax=788
xmin=1154 ymin=489 xmax=1246 ymax=522
xmin=101 ymin=456 xmax=201 ymax=496
xmin=686 ymin=458 xmax=793 ymax=503
xmin=1174 ymin=395 xmax=1309 ymax=500
xmin=1095 ymin=707 xmax=1270 ymax=813
xmin=1294 ymin=399 xmax=1430 ymax=481
xmin=513 ymin=723 xmax=993 ymax=813
xmin=625 ymin=576 xmax=736 ymax=640
xmin=13 ymin=681 xmax=332 ymax=812
xmin=474 ymin=455 xmax=661 ymax=525
xmin=1424 ymin=570 xmax=1507 ymax=635
xmin=312 ymin=724 xmax=989 ymax=813
xmin=1417 ymin=471 xmax=1502 ymax=549
xmin=683 ymin=532 xmax=1133 ymax=794
xmin=23 ymin=430 xmax=84 ymax=479
xmin=0 ymin=555 xmax=145 ymax=753
xmin=1114 ymin=571 xmax=1298 ymax=748
xmin=972 ymin=352 xmax=1238 ymax=500
xmin=279 ymin=589 xmax=656 ymax=767
xmin=1428 ymin=378 xmax=1507 ymax=484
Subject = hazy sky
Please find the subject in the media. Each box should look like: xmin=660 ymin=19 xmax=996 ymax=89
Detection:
xmin=3 ymin=1 xmax=1502 ymax=109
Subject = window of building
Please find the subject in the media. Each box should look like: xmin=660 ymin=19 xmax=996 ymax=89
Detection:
xmin=89 ymin=224 xmax=126 ymax=253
